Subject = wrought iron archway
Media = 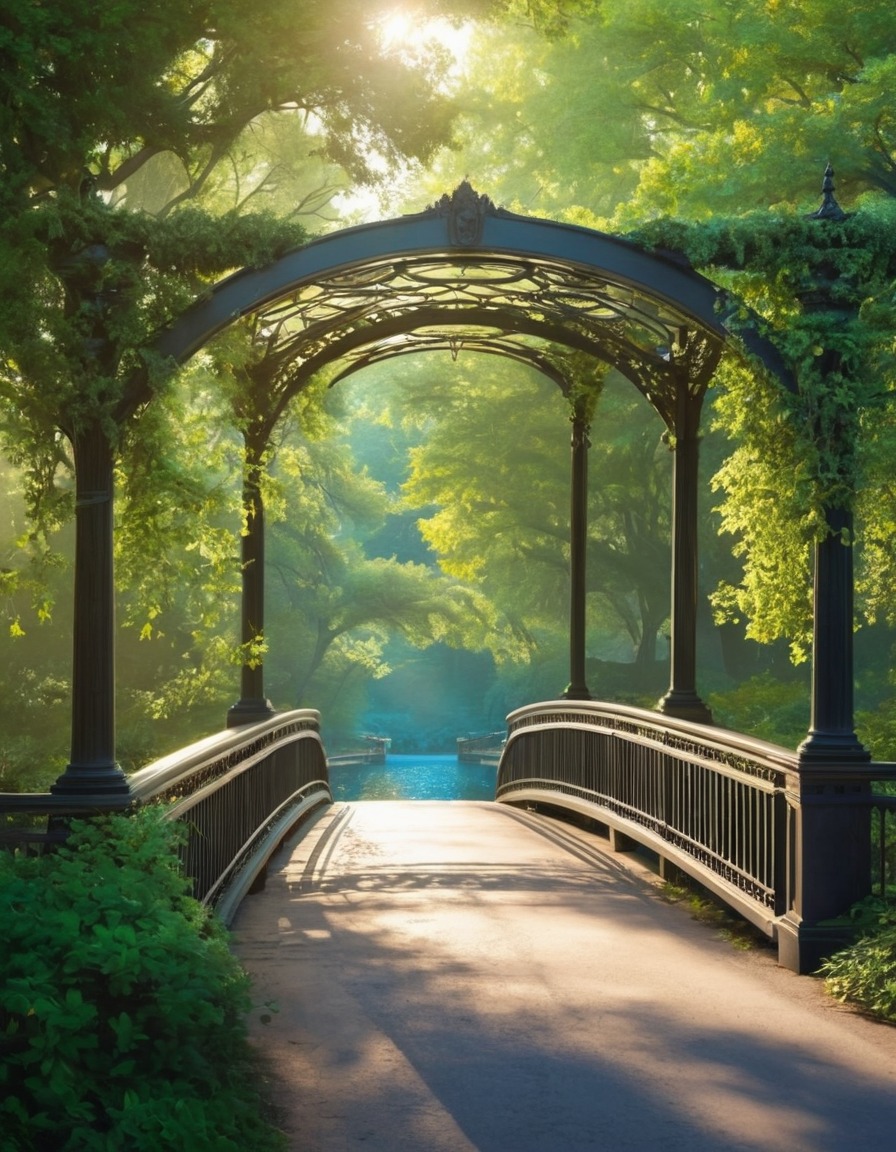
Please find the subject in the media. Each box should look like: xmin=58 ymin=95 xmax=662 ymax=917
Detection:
xmin=57 ymin=182 xmax=867 ymax=801
xmin=153 ymin=182 xmax=786 ymax=726
xmin=158 ymin=181 xmax=791 ymax=423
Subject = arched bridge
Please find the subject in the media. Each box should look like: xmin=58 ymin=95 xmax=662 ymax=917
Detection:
xmin=6 ymin=702 xmax=895 ymax=976
xmin=2 ymin=183 xmax=896 ymax=982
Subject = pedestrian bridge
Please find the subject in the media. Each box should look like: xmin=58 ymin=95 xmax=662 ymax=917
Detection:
xmin=5 ymin=700 xmax=894 ymax=975
xmin=7 ymin=181 xmax=894 ymax=975
xmin=231 ymin=798 xmax=896 ymax=1152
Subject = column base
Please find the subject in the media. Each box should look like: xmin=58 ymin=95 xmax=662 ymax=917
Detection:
xmin=226 ymin=698 xmax=277 ymax=728
xmin=797 ymin=729 xmax=871 ymax=765
xmin=561 ymin=684 xmax=592 ymax=701
xmin=656 ymin=689 xmax=713 ymax=725
xmin=50 ymin=761 xmax=131 ymax=802
xmin=776 ymin=911 xmax=859 ymax=974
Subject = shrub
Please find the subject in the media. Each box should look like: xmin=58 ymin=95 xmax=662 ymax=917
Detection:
xmin=819 ymin=898 xmax=896 ymax=1023
xmin=0 ymin=808 xmax=285 ymax=1151
xmin=707 ymin=672 xmax=808 ymax=748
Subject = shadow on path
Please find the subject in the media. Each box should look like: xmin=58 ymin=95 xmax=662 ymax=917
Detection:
xmin=232 ymin=801 xmax=896 ymax=1152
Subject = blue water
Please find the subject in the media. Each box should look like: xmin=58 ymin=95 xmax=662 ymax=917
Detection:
xmin=329 ymin=754 xmax=497 ymax=801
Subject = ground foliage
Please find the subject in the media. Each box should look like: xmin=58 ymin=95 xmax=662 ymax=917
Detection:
xmin=820 ymin=898 xmax=896 ymax=1023
xmin=0 ymin=808 xmax=284 ymax=1150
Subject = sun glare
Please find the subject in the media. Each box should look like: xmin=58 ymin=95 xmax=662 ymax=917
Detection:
xmin=379 ymin=11 xmax=414 ymax=50
xmin=375 ymin=9 xmax=473 ymax=72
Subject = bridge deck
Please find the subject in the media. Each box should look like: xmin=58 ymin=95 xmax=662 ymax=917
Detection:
xmin=231 ymin=801 xmax=896 ymax=1151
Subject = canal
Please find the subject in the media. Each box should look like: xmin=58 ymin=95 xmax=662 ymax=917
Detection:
xmin=328 ymin=753 xmax=498 ymax=802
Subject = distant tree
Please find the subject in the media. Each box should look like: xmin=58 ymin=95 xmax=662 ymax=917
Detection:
xmin=261 ymin=413 xmax=518 ymax=719
xmin=411 ymin=1 xmax=896 ymax=679
xmin=364 ymin=356 xmax=672 ymax=677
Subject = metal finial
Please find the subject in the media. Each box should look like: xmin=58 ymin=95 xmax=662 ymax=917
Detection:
xmin=807 ymin=163 xmax=847 ymax=221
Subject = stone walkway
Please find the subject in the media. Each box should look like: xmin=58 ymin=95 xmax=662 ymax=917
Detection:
xmin=231 ymin=801 xmax=896 ymax=1151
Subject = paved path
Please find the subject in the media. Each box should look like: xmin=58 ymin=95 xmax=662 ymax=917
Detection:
xmin=231 ymin=801 xmax=896 ymax=1151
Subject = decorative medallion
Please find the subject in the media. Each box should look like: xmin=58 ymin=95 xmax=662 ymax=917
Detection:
xmin=424 ymin=180 xmax=503 ymax=246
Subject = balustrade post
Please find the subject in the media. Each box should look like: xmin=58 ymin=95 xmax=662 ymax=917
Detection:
xmin=783 ymin=465 xmax=872 ymax=972
xmin=564 ymin=402 xmax=592 ymax=700
xmin=51 ymin=423 xmax=129 ymax=798
xmin=227 ymin=444 xmax=276 ymax=727
xmin=658 ymin=386 xmax=712 ymax=723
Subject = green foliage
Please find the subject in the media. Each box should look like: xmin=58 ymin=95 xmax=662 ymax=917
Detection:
xmin=857 ymin=697 xmax=896 ymax=762
xmin=392 ymin=357 xmax=673 ymax=665
xmin=0 ymin=808 xmax=284 ymax=1151
xmin=3 ymin=0 xmax=896 ymax=762
xmin=626 ymin=209 xmax=896 ymax=656
xmin=262 ymin=406 xmax=516 ymax=716
xmin=820 ymin=899 xmax=896 ymax=1022
xmin=659 ymin=878 xmax=770 ymax=952
xmin=416 ymin=4 xmax=896 ymax=672
xmin=707 ymin=672 xmax=809 ymax=750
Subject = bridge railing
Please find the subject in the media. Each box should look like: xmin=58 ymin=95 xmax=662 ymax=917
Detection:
xmin=496 ymin=700 xmax=896 ymax=963
xmin=496 ymin=701 xmax=793 ymax=937
xmin=326 ymin=734 xmax=389 ymax=767
xmin=1 ymin=709 xmax=331 ymax=924
xmin=457 ymin=731 xmax=505 ymax=764
xmin=129 ymin=709 xmax=330 ymax=920
xmin=872 ymin=791 xmax=896 ymax=898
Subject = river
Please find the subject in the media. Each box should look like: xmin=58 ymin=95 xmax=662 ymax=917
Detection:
xmin=328 ymin=753 xmax=498 ymax=802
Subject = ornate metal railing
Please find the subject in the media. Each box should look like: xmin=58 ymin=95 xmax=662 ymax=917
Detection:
xmin=0 ymin=710 xmax=331 ymax=924
xmin=871 ymin=790 xmax=896 ymax=898
xmin=497 ymin=701 xmax=896 ymax=955
xmin=497 ymin=701 xmax=801 ymax=936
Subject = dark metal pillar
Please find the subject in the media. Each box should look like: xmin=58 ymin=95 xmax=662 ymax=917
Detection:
xmin=777 ymin=163 xmax=874 ymax=972
xmin=796 ymin=168 xmax=867 ymax=763
xmin=227 ymin=445 xmax=275 ymax=727
xmin=51 ymin=424 xmax=129 ymax=798
xmin=564 ymin=403 xmax=592 ymax=700
xmin=798 ymin=505 xmax=869 ymax=763
xmin=658 ymin=386 xmax=712 ymax=723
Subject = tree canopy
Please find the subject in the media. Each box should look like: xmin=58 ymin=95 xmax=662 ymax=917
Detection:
xmin=3 ymin=0 xmax=896 ymax=770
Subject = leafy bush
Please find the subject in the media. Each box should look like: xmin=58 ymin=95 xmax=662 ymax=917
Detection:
xmin=707 ymin=672 xmax=809 ymax=748
xmin=819 ymin=898 xmax=896 ymax=1023
xmin=0 ymin=808 xmax=284 ymax=1151
xmin=857 ymin=696 xmax=896 ymax=762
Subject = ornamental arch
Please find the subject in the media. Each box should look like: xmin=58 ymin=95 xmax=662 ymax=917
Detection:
xmin=56 ymin=183 xmax=865 ymax=799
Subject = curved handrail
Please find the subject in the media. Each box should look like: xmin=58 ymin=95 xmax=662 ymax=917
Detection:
xmin=504 ymin=699 xmax=801 ymax=776
xmin=128 ymin=708 xmax=324 ymax=803
xmin=1 ymin=710 xmax=333 ymax=919
xmin=128 ymin=710 xmax=332 ymax=912
xmin=497 ymin=701 xmax=896 ymax=946
xmin=496 ymin=701 xmax=799 ymax=936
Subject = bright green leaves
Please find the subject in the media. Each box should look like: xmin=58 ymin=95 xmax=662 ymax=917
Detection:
xmin=0 ymin=807 xmax=282 ymax=1150
xmin=623 ymin=208 xmax=896 ymax=656
xmin=820 ymin=900 xmax=896 ymax=1023
xmin=382 ymin=354 xmax=672 ymax=672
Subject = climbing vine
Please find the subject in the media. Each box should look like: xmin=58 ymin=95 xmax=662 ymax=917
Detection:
xmin=630 ymin=202 xmax=896 ymax=654
xmin=0 ymin=191 xmax=309 ymax=525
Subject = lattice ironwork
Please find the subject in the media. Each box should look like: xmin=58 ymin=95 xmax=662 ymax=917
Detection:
xmin=243 ymin=247 xmax=722 ymax=427
xmin=155 ymin=183 xmax=756 ymax=429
